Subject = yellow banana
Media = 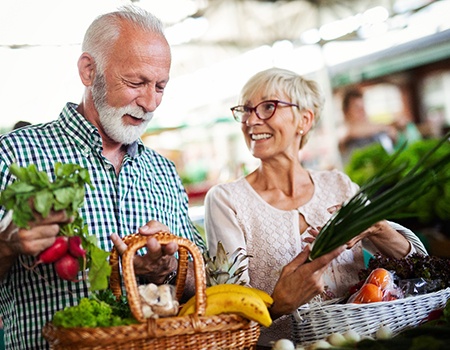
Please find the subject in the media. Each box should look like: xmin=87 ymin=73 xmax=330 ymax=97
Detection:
xmin=246 ymin=287 xmax=273 ymax=307
xmin=204 ymin=291 xmax=272 ymax=327
xmin=178 ymin=284 xmax=273 ymax=316
xmin=179 ymin=288 xmax=272 ymax=327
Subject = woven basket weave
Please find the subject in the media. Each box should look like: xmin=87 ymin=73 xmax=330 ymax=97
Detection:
xmin=291 ymin=287 xmax=450 ymax=346
xmin=43 ymin=232 xmax=260 ymax=349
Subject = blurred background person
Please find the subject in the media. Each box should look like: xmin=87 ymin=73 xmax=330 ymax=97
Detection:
xmin=12 ymin=121 xmax=31 ymax=130
xmin=392 ymin=113 xmax=423 ymax=150
xmin=338 ymin=89 xmax=398 ymax=164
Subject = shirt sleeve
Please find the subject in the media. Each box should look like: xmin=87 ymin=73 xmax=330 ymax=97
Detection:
xmin=386 ymin=220 xmax=427 ymax=256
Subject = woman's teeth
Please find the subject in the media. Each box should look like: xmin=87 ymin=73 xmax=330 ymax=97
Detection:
xmin=252 ymin=133 xmax=272 ymax=140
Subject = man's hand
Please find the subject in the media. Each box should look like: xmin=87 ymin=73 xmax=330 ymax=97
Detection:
xmin=0 ymin=210 xmax=70 ymax=280
xmin=0 ymin=210 xmax=69 ymax=257
xmin=110 ymin=220 xmax=178 ymax=284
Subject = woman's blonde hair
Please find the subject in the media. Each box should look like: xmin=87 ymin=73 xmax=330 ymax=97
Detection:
xmin=239 ymin=67 xmax=325 ymax=148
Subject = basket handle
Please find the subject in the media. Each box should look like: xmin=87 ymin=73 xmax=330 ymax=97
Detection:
xmin=109 ymin=232 xmax=207 ymax=323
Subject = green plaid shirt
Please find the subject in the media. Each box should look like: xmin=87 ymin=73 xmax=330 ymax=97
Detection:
xmin=0 ymin=103 xmax=206 ymax=349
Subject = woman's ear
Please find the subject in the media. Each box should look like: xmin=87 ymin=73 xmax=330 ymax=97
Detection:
xmin=77 ymin=52 xmax=96 ymax=87
xmin=299 ymin=109 xmax=314 ymax=135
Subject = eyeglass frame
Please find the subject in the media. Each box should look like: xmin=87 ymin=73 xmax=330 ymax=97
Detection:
xmin=230 ymin=100 xmax=299 ymax=123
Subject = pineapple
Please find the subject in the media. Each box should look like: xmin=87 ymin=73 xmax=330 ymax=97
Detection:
xmin=203 ymin=241 xmax=251 ymax=286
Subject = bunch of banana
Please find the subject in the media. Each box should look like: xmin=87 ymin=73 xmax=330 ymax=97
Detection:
xmin=178 ymin=284 xmax=273 ymax=327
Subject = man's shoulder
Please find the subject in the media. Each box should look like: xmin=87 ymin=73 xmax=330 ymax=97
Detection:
xmin=1 ymin=119 xmax=60 ymax=143
xmin=140 ymin=146 xmax=174 ymax=165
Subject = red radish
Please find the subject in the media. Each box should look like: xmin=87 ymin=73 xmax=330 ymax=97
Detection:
xmin=68 ymin=236 xmax=86 ymax=258
xmin=34 ymin=236 xmax=69 ymax=266
xmin=54 ymin=253 xmax=80 ymax=281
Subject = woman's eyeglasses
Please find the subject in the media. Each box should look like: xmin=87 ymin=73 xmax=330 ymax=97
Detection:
xmin=230 ymin=100 xmax=299 ymax=123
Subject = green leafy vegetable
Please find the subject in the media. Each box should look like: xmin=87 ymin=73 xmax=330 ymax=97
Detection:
xmin=52 ymin=293 xmax=136 ymax=328
xmin=310 ymin=132 xmax=450 ymax=260
xmin=345 ymin=139 xmax=450 ymax=226
xmin=0 ymin=162 xmax=111 ymax=291
xmin=0 ymin=162 xmax=91 ymax=228
xmin=359 ymin=253 xmax=450 ymax=291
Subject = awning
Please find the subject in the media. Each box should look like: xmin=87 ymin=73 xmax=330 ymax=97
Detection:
xmin=329 ymin=28 xmax=450 ymax=87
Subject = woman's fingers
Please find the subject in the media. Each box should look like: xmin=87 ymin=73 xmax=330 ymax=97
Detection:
xmin=327 ymin=204 xmax=342 ymax=214
xmin=309 ymin=244 xmax=347 ymax=272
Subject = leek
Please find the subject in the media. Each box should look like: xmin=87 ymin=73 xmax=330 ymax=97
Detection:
xmin=309 ymin=132 xmax=450 ymax=260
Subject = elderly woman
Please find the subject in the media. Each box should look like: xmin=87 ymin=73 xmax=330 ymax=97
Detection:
xmin=204 ymin=67 xmax=426 ymax=348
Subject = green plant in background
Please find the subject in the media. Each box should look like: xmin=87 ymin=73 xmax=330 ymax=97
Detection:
xmin=344 ymin=137 xmax=450 ymax=227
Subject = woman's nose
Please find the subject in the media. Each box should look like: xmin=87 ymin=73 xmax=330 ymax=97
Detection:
xmin=245 ymin=110 xmax=262 ymax=126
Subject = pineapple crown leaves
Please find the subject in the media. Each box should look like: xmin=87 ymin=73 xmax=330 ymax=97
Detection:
xmin=203 ymin=241 xmax=252 ymax=286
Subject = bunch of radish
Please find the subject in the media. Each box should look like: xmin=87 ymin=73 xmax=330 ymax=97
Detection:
xmin=1 ymin=162 xmax=111 ymax=291
xmin=33 ymin=235 xmax=87 ymax=282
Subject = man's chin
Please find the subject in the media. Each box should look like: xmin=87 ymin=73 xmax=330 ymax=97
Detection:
xmin=107 ymin=125 xmax=147 ymax=145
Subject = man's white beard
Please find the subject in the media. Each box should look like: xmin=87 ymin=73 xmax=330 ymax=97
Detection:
xmin=92 ymin=73 xmax=154 ymax=145
xmin=98 ymin=104 xmax=153 ymax=145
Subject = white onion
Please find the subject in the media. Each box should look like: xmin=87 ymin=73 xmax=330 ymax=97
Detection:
xmin=309 ymin=340 xmax=332 ymax=349
xmin=272 ymin=339 xmax=295 ymax=350
xmin=327 ymin=332 xmax=347 ymax=346
xmin=343 ymin=329 xmax=361 ymax=343
xmin=376 ymin=325 xmax=393 ymax=339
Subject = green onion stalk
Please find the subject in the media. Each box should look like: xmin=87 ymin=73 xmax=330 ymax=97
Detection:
xmin=309 ymin=131 xmax=450 ymax=260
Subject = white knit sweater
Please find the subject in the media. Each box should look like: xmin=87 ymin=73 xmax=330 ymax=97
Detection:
xmin=204 ymin=169 xmax=427 ymax=346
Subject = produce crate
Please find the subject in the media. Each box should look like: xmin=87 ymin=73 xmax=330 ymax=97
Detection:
xmin=291 ymin=287 xmax=450 ymax=346
xmin=43 ymin=232 xmax=260 ymax=350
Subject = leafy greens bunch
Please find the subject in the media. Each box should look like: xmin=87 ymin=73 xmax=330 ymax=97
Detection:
xmin=310 ymin=132 xmax=450 ymax=260
xmin=0 ymin=162 xmax=111 ymax=291
xmin=52 ymin=290 xmax=136 ymax=328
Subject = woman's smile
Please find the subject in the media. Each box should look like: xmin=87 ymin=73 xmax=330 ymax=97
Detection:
xmin=251 ymin=133 xmax=273 ymax=141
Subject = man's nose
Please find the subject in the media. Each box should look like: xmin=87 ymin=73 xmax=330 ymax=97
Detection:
xmin=137 ymin=86 xmax=160 ymax=113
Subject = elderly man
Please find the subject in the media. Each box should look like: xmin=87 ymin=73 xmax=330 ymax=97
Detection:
xmin=0 ymin=6 xmax=205 ymax=349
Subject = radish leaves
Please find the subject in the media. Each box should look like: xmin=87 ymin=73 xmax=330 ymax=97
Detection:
xmin=0 ymin=162 xmax=111 ymax=291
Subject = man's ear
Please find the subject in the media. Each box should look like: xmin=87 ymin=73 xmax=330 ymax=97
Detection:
xmin=77 ymin=52 xmax=96 ymax=87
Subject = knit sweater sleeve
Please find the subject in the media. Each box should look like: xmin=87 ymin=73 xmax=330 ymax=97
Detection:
xmin=204 ymin=182 xmax=250 ymax=283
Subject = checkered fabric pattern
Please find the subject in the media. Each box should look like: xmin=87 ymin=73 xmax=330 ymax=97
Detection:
xmin=0 ymin=103 xmax=205 ymax=349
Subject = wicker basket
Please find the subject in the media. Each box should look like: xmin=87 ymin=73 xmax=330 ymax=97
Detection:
xmin=43 ymin=232 xmax=260 ymax=349
xmin=291 ymin=287 xmax=450 ymax=346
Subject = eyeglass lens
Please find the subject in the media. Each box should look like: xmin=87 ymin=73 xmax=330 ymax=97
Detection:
xmin=234 ymin=101 xmax=278 ymax=122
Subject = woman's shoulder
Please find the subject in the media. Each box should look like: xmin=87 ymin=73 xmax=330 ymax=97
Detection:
xmin=308 ymin=168 xmax=359 ymax=199
xmin=206 ymin=177 xmax=248 ymax=198
xmin=309 ymin=168 xmax=353 ymax=185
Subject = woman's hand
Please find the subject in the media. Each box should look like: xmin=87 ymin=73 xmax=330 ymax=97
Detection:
xmin=322 ymin=204 xmax=376 ymax=249
xmin=323 ymin=205 xmax=411 ymax=257
xmin=110 ymin=220 xmax=178 ymax=284
xmin=269 ymin=244 xmax=346 ymax=319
